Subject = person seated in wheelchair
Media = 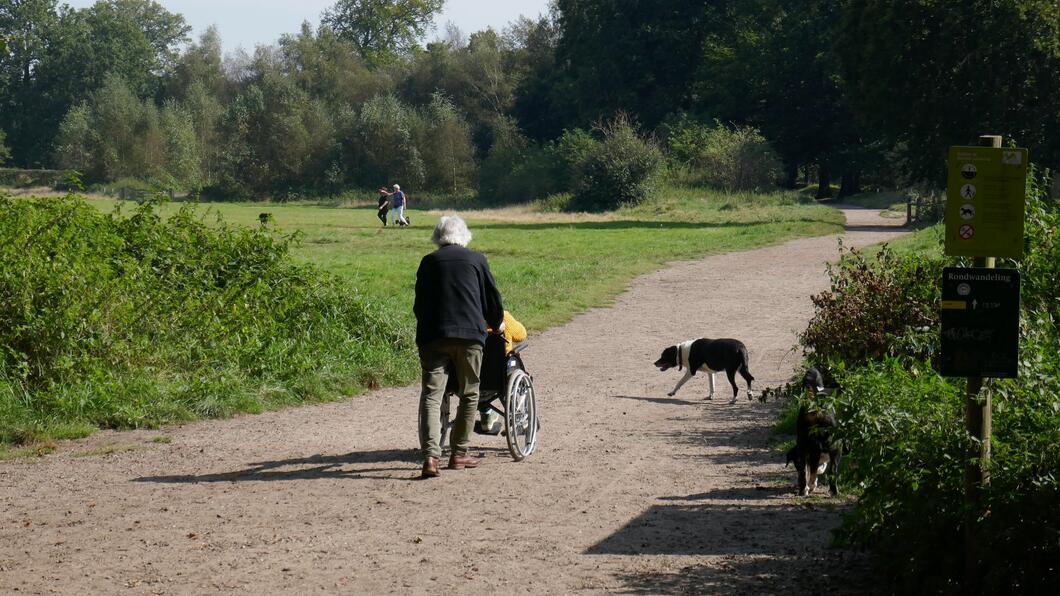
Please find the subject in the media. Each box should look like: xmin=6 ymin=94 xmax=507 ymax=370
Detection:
xmin=477 ymin=310 xmax=527 ymax=434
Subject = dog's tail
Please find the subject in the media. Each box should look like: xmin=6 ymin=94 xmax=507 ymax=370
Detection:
xmin=785 ymin=446 xmax=797 ymax=467
xmin=739 ymin=345 xmax=754 ymax=381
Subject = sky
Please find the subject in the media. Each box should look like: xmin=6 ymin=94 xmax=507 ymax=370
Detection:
xmin=62 ymin=0 xmax=554 ymax=51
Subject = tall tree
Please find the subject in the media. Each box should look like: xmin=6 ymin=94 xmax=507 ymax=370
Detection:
xmin=697 ymin=0 xmax=874 ymax=196
xmin=837 ymin=0 xmax=1060 ymax=179
xmin=1 ymin=0 xmax=189 ymax=165
xmin=320 ymin=0 xmax=443 ymax=65
xmin=0 ymin=0 xmax=58 ymax=165
xmin=553 ymin=0 xmax=723 ymax=129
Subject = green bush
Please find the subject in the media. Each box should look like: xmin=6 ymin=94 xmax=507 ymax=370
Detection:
xmin=800 ymin=244 xmax=941 ymax=365
xmin=476 ymin=124 xmax=596 ymax=205
xmin=665 ymin=120 xmax=782 ymax=192
xmin=569 ymin=115 xmax=663 ymax=211
xmin=0 ymin=195 xmax=413 ymax=443
xmin=798 ymin=171 xmax=1060 ymax=593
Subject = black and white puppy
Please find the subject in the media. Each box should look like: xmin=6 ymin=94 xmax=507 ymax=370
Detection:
xmin=653 ymin=338 xmax=755 ymax=403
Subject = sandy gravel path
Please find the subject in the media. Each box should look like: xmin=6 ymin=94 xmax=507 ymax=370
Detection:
xmin=1 ymin=206 xmax=906 ymax=595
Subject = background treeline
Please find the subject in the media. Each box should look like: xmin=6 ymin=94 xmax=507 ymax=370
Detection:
xmin=1 ymin=0 xmax=1058 ymax=204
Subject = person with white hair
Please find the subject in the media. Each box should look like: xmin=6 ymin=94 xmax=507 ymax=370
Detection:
xmin=413 ymin=215 xmax=505 ymax=478
xmin=382 ymin=183 xmax=409 ymax=226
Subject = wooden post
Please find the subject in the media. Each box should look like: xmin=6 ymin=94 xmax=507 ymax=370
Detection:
xmin=964 ymin=134 xmax=1001 ymax=591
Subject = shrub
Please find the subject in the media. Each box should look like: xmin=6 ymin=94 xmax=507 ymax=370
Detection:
xmin=476 ymin=120 xmax=589 ymax=205
xmin=569 ymin=115 xmax=663 ymax=211
xmin=800 ymin=244 xmax=940 ymax=365
xmin=797 ymin=170 xmax=1060 ymax=593
xmin=0 ymin=195 xmax=413 ymax=442
xmin=665 ymin=120 xmax=783 ymax=192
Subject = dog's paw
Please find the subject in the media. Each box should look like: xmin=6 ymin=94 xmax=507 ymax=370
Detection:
xmin=667 ymin=391 xmax=676 ymax=397
xmin=705 ymin=394 xmax=713 ymax=400
xmin=728 ymin=397 xmax=737 ymax=405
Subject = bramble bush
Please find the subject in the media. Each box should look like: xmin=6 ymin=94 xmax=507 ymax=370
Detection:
xmin=0 ymin=194 xmax=413 ymax=444
xmin=798 ymin=173 xmax=1059 ymax=593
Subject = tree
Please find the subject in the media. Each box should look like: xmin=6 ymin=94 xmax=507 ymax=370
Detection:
xmin=278 ymin=22 xmax=392 ymax=109
xmin=166 ymin=26 xmax=229 ymax=102
xmin=420 ymin=93 xmax=475 ymax=192
xmin=216 ymin=55 xmax=337 ymax=196
xmin=0 ymin=0 xmax=58 ymax=165
xmin=553 ymin=0 xmax=717 ymax=130
xmin=2 ymin=0 xmax=189 ymax=166
xmin=0 ymin=126 xmax=9 ymax=164
xmin=837 ymin=0 xmax=1060 ymax=179
xmin=320 ymin=0 xmax=443 ymax=64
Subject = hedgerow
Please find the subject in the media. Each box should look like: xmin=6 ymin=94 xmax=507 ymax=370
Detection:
xmin=796 ymin=172 xmax=1059 ymax=593
xmin=0 ymin=194 xmax=413 ymax=443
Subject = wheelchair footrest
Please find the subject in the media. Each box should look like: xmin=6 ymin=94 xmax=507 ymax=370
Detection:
xmin=474 ymin=418 xmax=502 ymax=435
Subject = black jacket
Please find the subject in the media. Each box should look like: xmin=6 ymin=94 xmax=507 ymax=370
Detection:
xmin=414 ymin=244 xmax=504 ymax=346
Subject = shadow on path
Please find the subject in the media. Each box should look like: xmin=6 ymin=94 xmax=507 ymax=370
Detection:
xmin=613 ymin=394 xmax=700 ymax=406
xmin=133 ymin=449 xmax=424 ymax=483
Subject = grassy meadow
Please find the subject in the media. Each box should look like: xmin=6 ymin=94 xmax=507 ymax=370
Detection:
xmin=91 ymin=188 xmax=844 ymax=333
xmin=0 ymin=186 xmax=844 ymax=451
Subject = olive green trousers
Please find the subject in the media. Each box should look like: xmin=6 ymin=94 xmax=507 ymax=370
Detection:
xmin=418 ymin=339 xmax=482 ymax=460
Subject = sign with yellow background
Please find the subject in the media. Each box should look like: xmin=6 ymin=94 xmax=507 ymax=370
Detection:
xmin=945 ymin=146 xmax=1027 ymax=258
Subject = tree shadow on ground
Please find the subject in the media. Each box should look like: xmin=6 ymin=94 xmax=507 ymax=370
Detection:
xmin=612 ymin=550 xmax=878 ymax=595
xmin=589 ymin=501 xmax=876 ymax=594
xmin=132 ymin=447 xmax=509 ymax=484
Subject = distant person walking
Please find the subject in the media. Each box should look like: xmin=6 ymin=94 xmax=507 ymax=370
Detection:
xmin=376 ymin=187 xmax=390 ymax=226
xmin=413 ymin=215 xmax=505 ymax=478
xmin=383 ymin=184 xmax=409 ymax=226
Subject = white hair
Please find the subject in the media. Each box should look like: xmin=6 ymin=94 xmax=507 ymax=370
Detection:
xmin=431 ymin=215 xmax=472 ymax=247
xmin=393 ymin=184 xmax=400 ymax=190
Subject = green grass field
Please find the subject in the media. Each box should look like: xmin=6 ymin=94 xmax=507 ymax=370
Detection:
xmin=90 ymin=187 xmax=844 ymax=334
xmin=1 ymin=186 xmax=846 ymax=453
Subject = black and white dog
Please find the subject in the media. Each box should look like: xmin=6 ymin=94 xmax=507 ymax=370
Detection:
xmin=785 ymin=367 xmax=841 ymax=496
xmin=653 ymin=338 xmax=755 ymax=403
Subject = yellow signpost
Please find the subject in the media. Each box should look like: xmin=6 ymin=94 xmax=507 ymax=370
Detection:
xmin=944 ymin=136 xmax=1028 ymax=589
xmin=945 ymin=145 xmax=1027 ymax=258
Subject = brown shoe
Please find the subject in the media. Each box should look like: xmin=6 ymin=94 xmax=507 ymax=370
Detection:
xmin=420 ymin=457 xmax=440 ymax=478
xmin=448 ymin=453 xmax=480 ymax=470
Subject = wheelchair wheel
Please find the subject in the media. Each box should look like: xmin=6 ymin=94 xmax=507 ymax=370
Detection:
xmin=504 ymin=370 xmax=537 ymax=461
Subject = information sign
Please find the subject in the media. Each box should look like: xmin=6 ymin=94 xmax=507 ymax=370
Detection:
xmin=940 ymin=267 xmax=1020 ymax=378
xmin=945 ymin=146 xmax=1027 ymax=258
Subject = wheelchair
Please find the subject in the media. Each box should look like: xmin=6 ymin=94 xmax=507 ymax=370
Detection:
xmin=439 ymin=333 xmax=538 ymax=461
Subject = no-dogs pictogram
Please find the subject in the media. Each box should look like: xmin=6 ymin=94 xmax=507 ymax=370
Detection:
xmin=959 ymin=224 xmax=975 ymax=240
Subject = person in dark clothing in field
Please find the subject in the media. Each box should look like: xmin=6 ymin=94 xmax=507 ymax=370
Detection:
xmin=413 ymin=215 xmax=504 ymax=478
xmin=376 ymin=187 xmax=389 ymax=226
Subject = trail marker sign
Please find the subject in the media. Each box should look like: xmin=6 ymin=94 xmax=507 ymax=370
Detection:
xmin=940 ymin=267 xmax=1020 ymax=378
xmin=945 ymin=146 xmax=1027 ymax=258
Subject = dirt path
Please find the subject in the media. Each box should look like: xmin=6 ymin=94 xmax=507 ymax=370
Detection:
xmin=1 ymin=206 xmax=906 ymax=595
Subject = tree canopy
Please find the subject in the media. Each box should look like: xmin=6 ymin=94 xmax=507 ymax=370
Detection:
xmin=0 ymin=0 xmax=1057 ymax=196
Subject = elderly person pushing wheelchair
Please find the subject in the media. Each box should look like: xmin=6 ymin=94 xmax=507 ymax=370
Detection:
xmin=413 ymin=215 xmax=504 ymax=478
